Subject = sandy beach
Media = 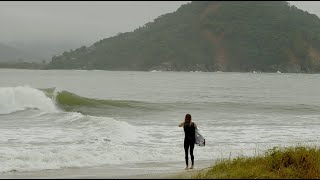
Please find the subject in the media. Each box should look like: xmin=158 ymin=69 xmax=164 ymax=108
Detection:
xmin=0 ymin=160 xmax=214 ymax=179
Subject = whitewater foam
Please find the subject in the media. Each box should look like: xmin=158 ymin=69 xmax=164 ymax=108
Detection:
xmin=0 ymin=112 xmax=185 ymax=173
xmin=0 ymin=86 xmax=58 ymax=114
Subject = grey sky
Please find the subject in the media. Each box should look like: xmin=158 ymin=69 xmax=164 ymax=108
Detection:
xmin=0 ymin=1 xmax=319 ymax=46
xmin=0 ymin=1 xmax=188 ymax=45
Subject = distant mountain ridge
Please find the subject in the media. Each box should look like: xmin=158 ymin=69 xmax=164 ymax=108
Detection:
xmin=6 ymin=41 xmax=84 ymax=62
xmin=47 ymin=1 xmax=320 ymax=73
xmin=0 ymin=43 xmax=42 ymax=63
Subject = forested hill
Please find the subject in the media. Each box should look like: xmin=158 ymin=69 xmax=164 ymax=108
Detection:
xmin=47 ymin=1 xmax=320 ymax=73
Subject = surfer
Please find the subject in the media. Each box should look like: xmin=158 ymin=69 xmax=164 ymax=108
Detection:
xmin=179 ymin=113 xmax=197 ymax=170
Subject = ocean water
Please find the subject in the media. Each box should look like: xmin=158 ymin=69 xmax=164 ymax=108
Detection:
xmin=0 ymin=69 xmax=320 ymax=173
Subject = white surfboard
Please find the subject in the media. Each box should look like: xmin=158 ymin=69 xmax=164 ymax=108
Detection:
xmin=195 ymin=129 xmax=205 ymax=146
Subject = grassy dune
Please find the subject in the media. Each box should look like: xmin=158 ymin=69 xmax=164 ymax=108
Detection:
xmin=180 ymin=146 xmax=320 ymax=179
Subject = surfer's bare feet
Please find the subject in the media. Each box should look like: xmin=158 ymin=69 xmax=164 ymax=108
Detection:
xmin=190 ymin=165 xmax=194 ymax=169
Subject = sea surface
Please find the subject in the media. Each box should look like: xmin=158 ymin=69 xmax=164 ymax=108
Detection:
xmin=0 ymin=69 xmax=320 ymax=173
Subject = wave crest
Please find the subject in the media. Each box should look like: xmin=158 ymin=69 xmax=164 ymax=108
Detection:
xmin=0 ymin=86 xmax=58 ymax=114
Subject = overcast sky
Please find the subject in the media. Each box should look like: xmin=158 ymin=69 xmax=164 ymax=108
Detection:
xmin=0 ymin=1 xmax=188 ymax=45
xmin=0 ymin=1 xmax=319 ymax=46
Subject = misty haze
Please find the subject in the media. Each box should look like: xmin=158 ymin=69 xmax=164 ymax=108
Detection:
xmin=1 ymin=1 xmax=320 ymax=179
xmin=0 ymin=1 xmax=186 ymax=62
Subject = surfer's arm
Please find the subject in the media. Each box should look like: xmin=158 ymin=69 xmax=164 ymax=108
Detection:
xmin=179 ymin=122 xmax=184 ymax=127
xmin=194 ymin=123 xmax=198 ymax=129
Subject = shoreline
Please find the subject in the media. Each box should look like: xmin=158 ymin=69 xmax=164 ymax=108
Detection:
xmin=0 ymin=160 xmax=215 ymax=179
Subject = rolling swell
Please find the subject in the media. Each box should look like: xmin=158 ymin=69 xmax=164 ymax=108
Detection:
xmin=39 ymin=88 xmax=320 ymax=116
xmin=40 ymin=88 xmax=163 ymax=116
xmin=195 ymin=102 xmax=320 ymax=114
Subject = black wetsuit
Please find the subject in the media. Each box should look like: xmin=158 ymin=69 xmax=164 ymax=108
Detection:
xmin=183 ymin=122 xmax=196 ymax=166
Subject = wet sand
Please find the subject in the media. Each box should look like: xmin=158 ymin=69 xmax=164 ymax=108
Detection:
xmin=0 ymin=160 xmax=215 ymax=179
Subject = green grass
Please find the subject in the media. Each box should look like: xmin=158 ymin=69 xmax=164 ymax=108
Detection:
xmin=189 ymin=146 xmax=320 ymax=179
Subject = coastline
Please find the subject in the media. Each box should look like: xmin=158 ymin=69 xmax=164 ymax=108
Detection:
xmin=0 ymin=160 xmax=214 ymax=179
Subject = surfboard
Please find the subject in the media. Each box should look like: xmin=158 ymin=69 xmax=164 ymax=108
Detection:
xmin=195 ymin=129 xmax=205 ymax=146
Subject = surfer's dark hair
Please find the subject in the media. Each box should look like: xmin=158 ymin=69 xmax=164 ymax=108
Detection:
xmin=185 ymin=114 xmax=192 ymax=124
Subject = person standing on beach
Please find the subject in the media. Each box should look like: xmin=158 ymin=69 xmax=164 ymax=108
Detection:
xmin=179 ymin=114 xmax=197 ymax=170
